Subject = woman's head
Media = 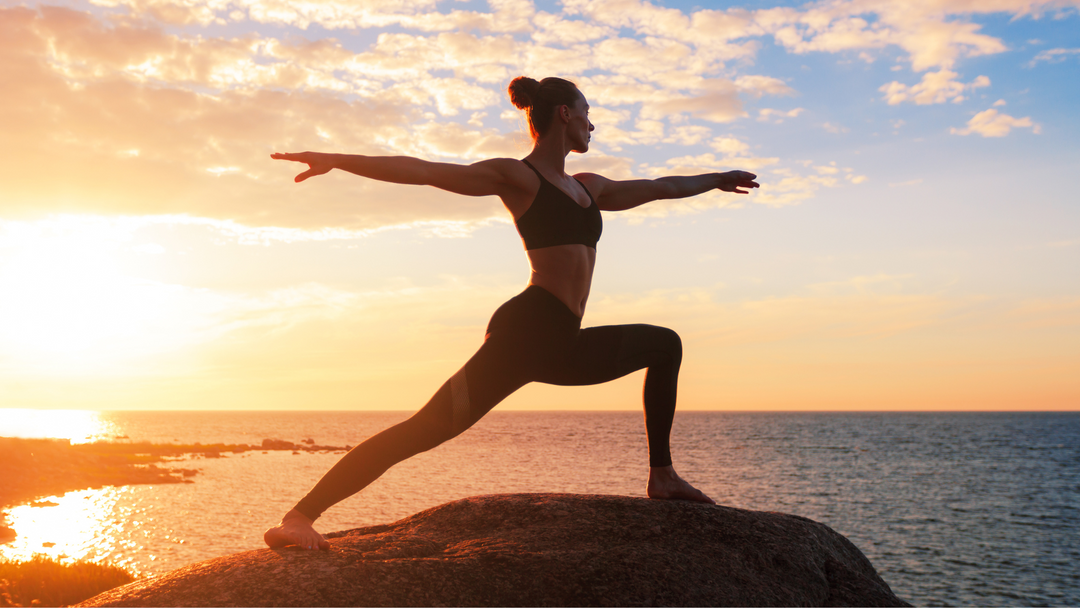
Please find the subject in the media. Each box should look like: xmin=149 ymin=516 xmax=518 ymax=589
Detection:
xmin=508 ymin=76 xmax=585 ymax=142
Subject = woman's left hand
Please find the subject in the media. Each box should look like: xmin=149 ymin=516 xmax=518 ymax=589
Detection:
xmin=717 ymin=171 xmax=759 ymax=194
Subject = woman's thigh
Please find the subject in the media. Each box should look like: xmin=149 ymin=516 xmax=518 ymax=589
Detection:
xmin=447 ymin=334 xmax=534 ymax=432
xmin=539 ymin=323 xmax=680 ymax=387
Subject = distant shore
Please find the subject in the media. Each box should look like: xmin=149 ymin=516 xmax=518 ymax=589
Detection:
xmin=0 ymin=436 xmax=349 ymax=542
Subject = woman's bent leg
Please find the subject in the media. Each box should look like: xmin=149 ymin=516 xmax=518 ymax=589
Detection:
xmin=546 ymin=323 xmax=682 ymax=467
xmin=542 ymin=323 xmax=712 ymax=504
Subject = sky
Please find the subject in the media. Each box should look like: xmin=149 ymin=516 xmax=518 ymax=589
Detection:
xmin=0 ymin=0 xmax=1077 ymax=412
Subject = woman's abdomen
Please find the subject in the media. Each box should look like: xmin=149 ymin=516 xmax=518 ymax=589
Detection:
xmin=526 ymin=245 xmax=595 ymax=317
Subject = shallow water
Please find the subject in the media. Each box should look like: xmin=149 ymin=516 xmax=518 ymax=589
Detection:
xmin=1 ymin=410 xmax=1077 ymax=606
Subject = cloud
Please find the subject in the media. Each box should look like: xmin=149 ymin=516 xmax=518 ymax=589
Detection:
xmin=757 ymin=107 xmax=804 ymax=123
xmin=1028 ymin=47 xmax=1080 ymax=66
xmin=735 ymin=160 xmax=863 ymax=206
xmin=879 ymin=69 xmax=990 ymax=105
xmin=633 ymin=154 xmax=861 ymax=210
xmin=950 ymin=108 xmax=1040 ymax=137
xmin=89 ymin=0 xmax=536 ymax=32
xmin=662 ymin=125 xmax=714 ymax=146
xmin=1 ymin=0 xmax=1057 ymax=232
xmin=84 ymin=0 xmax=1069 ymax=79
xmin=709 ymin=137 xmax=751 ymax=155
xmin=0 ymin=6 xmax=543 ymax=229
xmin=734 ymin=75 xmax=795 ymax=97
xmin=756 ymin=0 xmax=1013 ymax=71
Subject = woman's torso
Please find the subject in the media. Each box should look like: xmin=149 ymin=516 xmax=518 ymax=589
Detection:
xmin=502 ymin=159 xmax=598 ymax=318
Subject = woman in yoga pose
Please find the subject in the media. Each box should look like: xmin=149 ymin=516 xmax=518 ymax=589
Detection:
xmin=265 ymin=76 xmax=759 ymax=550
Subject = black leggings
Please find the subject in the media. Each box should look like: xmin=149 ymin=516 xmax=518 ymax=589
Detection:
xmin=294 ymin=285 xmax=682 ymax=520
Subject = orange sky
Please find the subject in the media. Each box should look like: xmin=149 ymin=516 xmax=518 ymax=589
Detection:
xmin=1 ymin=0 xmax=1077 ymax=411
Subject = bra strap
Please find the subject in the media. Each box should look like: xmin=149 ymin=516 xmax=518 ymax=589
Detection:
xmin=573 ymin=177 xmax=596 ymax=204
xmin=521 ymin=159 xmax=547 ymax=183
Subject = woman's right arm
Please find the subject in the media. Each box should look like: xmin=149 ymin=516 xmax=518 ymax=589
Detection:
xmin=270 ymin=152 xmax=522 ymax=198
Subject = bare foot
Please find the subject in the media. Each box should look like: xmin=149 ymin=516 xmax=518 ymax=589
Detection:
xmin=647 ymin=466 xmax=716 ymax=504
xmin=264 ymin=509 xmax=330 ymax=550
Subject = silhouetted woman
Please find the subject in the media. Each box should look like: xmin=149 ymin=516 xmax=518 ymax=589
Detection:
xmin=265 ymin=76 xmax=759 ymax=550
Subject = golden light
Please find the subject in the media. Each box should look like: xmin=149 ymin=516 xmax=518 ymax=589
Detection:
xmin=0 ymin=217 xmax=183 ymax=374
xmin=0 ymin=409 xmax=116 ymax=444
xmin=0 ymin=487 xmax=150 ymax=574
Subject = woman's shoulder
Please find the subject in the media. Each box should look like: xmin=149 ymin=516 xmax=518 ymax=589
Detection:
xmin=572 ymin=172 xmax=610 ymax=196
xmin=474 ymin=157 xmax=537 ymax=186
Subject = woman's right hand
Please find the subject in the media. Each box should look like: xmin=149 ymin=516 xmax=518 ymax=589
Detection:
xmin=716 ymin=170 xmax=759 ymax=194
xmin=271 ymin=151 xmax=336 ymax=183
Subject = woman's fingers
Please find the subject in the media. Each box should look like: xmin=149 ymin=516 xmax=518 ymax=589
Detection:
xmin=271 ymin=152 xmax=329 ymax=182
xmin=295 ymin=164 xmax=332 ymax=182
xmin=271 ymin=152 xmax=310 ymax=163
xmin=719 ymin=174 xmax=760 ymax=194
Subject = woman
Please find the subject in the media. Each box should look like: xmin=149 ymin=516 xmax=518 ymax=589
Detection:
xmin=265 ymin=76 xmax=759 ymax=551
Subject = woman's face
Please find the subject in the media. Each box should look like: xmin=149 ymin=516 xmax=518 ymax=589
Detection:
xmin=566 ymin=91 xmax=594 ymax=154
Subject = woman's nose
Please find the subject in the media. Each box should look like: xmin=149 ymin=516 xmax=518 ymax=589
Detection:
xmin=588 ymin=122 xmax=595 ymax=131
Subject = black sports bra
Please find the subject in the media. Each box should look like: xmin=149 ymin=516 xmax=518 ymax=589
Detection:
xmin=515 ymin=159 xmax=602 ymax=250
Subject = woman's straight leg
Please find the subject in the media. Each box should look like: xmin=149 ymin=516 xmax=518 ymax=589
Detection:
xmin=289 ymin=337 xmax=530 ymax=522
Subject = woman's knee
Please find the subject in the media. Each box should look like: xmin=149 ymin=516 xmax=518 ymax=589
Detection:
xmin=648 ymin=325 xmax=682 ymax=363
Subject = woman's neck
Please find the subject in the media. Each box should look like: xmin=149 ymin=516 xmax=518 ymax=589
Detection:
xmin=525 ymin=134 xmax=572 ymax=176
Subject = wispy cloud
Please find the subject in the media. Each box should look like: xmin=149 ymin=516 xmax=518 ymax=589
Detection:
xmin=880 ymin=69 xmax=990 ymax=105
xmin=1028 ymin=47 xmax=1080 ymax=66
xmin=951 ymin=108 xmax=1041 ymax=137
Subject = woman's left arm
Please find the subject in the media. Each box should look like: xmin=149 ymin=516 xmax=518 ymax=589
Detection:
xmin=577 ymin=171 xmax=759 ymax=212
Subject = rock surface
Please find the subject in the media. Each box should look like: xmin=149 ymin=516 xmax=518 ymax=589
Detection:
xmin=80 ymin=494 xmax=910 ymax=607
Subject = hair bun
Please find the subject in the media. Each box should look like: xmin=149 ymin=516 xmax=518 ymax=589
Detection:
xmin=508 ymin=76 xmax=540 ymax=110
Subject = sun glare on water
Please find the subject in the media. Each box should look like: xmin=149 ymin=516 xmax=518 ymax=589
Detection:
xmin=0 ymin=487 xmax=152 ymax=575
xmin=0 ymin=409 xmax=116 ymax=443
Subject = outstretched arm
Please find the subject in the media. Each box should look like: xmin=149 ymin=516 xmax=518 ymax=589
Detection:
xmin=577 ymin=171 xmax=759 ymax=212
xmin=270 ymin=152 xmax=521 ymax=198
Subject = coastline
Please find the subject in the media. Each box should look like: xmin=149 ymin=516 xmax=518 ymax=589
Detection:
xmin=0 ymin=436 xmax=348 ymax=543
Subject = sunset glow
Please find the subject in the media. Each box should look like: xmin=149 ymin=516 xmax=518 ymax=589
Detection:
xmin=0 ymin=409 xmax=114 ymax=443
xmin=0 ymin=0 xmax=1077 ymax=411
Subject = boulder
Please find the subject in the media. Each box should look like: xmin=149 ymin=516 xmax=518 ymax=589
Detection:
xmin=80 ymin=494 xmax=910 ymax=607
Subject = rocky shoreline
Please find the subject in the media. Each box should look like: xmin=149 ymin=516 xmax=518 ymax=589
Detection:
xmin=0 ymin=436 xmax=350 ymax=544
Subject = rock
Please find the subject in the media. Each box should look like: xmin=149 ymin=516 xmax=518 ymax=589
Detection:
xmin=79 ymin=494 xmax=910 ymax=607
xmin=259 ymin=439 xmax=296 ymax=450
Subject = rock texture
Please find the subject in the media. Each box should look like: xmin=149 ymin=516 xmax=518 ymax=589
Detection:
xmin=80 ymin=494 xmax=909 ymax=607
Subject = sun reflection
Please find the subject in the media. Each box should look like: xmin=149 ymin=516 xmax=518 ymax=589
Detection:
xmin=0 ymin=486 xmax=181 ymax=577
xmin=0 ymin=409 xmax=117 ymax=444
xmin=0 ymin=488 xmax=131 ymax=568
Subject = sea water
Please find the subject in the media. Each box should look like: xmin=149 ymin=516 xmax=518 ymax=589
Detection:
xmin=1 ymin=410 xmax=1077 ymax=606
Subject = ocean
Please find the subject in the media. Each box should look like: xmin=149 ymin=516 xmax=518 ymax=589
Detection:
xmin=1 ymin=410 xmax=1078 ymax=606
